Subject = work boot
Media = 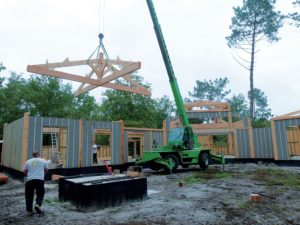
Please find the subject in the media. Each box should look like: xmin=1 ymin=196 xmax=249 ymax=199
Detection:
xmin=27 ymin=211 xmax=34 ymax=217
xmin=34 ymin=204 xmax=42 ymax=214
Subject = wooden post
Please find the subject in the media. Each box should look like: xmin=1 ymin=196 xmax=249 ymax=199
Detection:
xmin=248 ymin=118 xmax=255 ymax=159
xmin=78 ymin=119 xmax=83 ymax=167
xmin=120 ymin=120 xmax=125 ymax=164
xmin=163 ymin=120 xmax=167 ymax=145
xmin=271 ymin=119 xmax=278 ymax=160
xmin=21 ymin=112 xmax=30 ymax=170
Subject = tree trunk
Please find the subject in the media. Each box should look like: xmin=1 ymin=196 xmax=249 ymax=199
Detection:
xmin=249 ymin=25 xmax=256 ymax=120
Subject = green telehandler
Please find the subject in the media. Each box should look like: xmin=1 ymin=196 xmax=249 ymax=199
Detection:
xmin=136 ymin=0 xmax=225 ymax=173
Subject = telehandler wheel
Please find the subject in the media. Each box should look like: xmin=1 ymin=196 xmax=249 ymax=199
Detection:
xmin=198 ymin=152 xmax=209 ymax=169
xmin=165 ymin=155 xmax=179 ymax=172
xmin=149 ymin=163 xmax=162 ymax=171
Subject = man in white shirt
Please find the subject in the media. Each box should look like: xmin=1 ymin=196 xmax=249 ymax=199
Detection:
xmin=93 ymin=144 xmax=98 ymax=164
xmin=23 ymin=151 xmax=48 ymax=215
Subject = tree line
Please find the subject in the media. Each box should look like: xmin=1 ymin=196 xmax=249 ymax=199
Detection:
xmin=0 ymin=66 xmax=270 ymax=140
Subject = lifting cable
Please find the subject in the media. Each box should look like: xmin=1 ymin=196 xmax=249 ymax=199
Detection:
xmin=87 ymin=0 xmax=109 ymax=63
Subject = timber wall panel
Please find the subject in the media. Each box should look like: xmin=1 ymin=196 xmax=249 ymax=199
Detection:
xmin=111 ymin=122 xmax=121 ymax=164
xmin=27 ymin=116 xmax=81 ymax=168
xmin=253 ymin=128 xmax=273 ymax=158
xmin=81 ymin=120 xmax=120 ymax=166
xmin=124 ymin=129 xmax=164 ymax=160
xmin=273 ymin=118 xmax=300 ymax=160
xmin=2 ymin=117 xmax=24 ymax=170
xmin=236 ymin=129 xmax=251 ymax=158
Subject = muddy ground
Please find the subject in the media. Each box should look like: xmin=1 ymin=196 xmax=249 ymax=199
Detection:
xmin=1 ymin=163 xmax=300 ymax=225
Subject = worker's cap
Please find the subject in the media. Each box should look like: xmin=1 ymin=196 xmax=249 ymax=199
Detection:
xmin=32 ymin=151 xmax=40 ymax=157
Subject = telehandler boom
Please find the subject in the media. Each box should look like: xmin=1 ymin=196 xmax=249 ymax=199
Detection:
xmin=136 ymin=0 xmax=225 ymax=173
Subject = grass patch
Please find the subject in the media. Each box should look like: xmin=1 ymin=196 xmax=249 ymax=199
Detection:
xmin=246 ymin=168 xmax=300 ymax=190
xmin=183 ymin=176 xmax=205 ymax=185
xmin=238 ymin=201 xmax=252 ymax=209
xmin=44 ymin=197 xmax=60 ymax=204
xmin=183 ymin=167 xmax=235 ymax=185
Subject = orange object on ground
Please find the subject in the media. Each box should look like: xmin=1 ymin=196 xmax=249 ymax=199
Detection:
xmin=249 ymin=193 xmax=262 ymax=203
xmin=0 ymin=173 xmax=9 ymax=183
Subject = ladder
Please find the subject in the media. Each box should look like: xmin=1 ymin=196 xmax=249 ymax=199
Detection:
xmin=50 ymin=127 xmax=60 ymax=167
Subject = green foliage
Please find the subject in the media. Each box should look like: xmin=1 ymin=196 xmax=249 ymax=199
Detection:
xmin=100 ymin=89 xmax=174 ymax=128
xmin=100 ymin=74 xmax=174 ymax=128
xmin=0 ymin=73 xmax=28 ymax=127
xmin=227 ymin=0 xmax=284 ymax=47
xmin=189 ymin=77 xmax=231 ymax=101
xmin=0 ymin=72 xmax=102 ymax=139
xmin=0 ymin=69 xmax=174 ymax=139
xmin=72 ymin=94 xmax=102 ymax=120
xmin=0 ymin=63 xmax=5 ymax=73
xmin=24 ymin=75 xmax=74 ymax=117
xmin=228 ymin=94 xmax=249 ymax=118
xmin=188 ymin=76 xmax=272 ymax=126
xmin=248 ymin=88 xmax=272 ymax=120
xmin=213 ymin=135 xmax=228 ymax=146
xmin=288 ymin=0 xmax=300 ymax=27
xmin=96 ymin=134 xmax=110 ymax=145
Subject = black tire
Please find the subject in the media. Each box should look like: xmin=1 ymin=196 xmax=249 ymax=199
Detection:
xmin=165 ymin=155 xmax=179 ymax=172
xmin=198 ymin=152 xmax=209 ymax=169
xmin=149 ymin=163 xmax=162 ymax=171
xmin=181 ymin=164 xmax=189 ymax=169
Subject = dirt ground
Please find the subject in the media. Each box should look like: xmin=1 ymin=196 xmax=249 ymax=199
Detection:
xmin=1 ymin=163 xmax=300 ymax=225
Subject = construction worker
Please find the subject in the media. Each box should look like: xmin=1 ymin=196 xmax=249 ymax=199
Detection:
xmin=93 ymin=143 xmax=98 ymax=164
xmin=23 ymin=151 xmax=48 ymax=216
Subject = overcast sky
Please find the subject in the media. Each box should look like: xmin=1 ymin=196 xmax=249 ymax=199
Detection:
xmin=1 ymin=0 xmax=299 ymax=116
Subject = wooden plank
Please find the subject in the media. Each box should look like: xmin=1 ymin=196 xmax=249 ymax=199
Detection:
xmin=21 ymin=112 xmax=29 ymax=169
xmin=95 ymin=129 xmax=111 ymax=134
xmin=74 ymin=82 xmax=151 ymax=96
xmin=248 ymin=118 xmax=255 ymax=159
xmin=89 ymin=57 xmax=106 ymax=80
xmin=186 ymin=109 xmax=230 ymax=113
xmin=100 ymin=62 xmax=141 ymax=84
xmin=42 ymin=127 xmax=60 ymax=133
xmin=162 ymin=120 xmax=167 ymax=145
xmin=275 ymin=109 xmax=300 ymax=118
xmin=191 ymin=123 xmax=229 ymax=129
xmin=27 ymin=62 xmax=141 ymax=86
xmin=185 ymin=101 xmax=229 ymax=110
xmin=124 ymin=127 xmax=163 ymax=132
xmin=75 ymin=69 xmax=94 ymax=90
xmin=35 ymin=58 xmax=136 ymax=69
xmin=272 ymin=115 xmax=300 ymax=121
xmin=27 ymin=65 xmax=103 ymax=85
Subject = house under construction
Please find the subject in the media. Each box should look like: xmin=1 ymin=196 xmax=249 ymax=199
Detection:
xmin=1 ymin=103 xmax=299 ymax=172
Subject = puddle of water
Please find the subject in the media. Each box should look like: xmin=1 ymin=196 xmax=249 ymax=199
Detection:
xmin=148 ymin=190 xmax=161 ymax=195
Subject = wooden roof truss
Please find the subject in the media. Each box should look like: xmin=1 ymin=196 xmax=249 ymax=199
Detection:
xmin=27 ymin=53 xmax=151 ymax=96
